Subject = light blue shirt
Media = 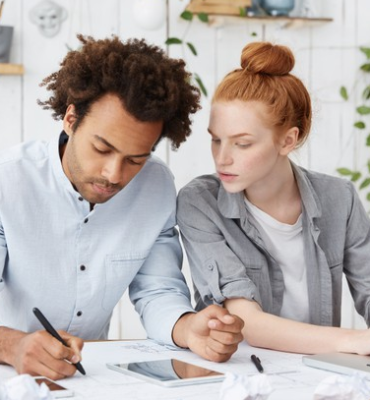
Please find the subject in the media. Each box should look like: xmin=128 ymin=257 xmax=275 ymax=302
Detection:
xmin=0 ymin=133 xmax=194 ymax=344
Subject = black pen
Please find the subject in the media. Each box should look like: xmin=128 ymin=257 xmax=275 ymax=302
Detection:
xmin=251 ymin=354 xmax=264 ymax=373
xmin=33 ymin=307 xmax=86 ymax=375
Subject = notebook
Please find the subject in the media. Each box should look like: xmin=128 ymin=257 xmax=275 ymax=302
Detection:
xmin=303 ymin=353 xmax=370 ymax=376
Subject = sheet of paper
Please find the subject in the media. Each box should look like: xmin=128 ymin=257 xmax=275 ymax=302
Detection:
xmin=0 ymin=339 xmax=334 ymax=400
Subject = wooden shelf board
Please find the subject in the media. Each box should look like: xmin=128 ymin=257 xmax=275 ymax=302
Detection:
xmin=188 ymin=12 xmax=333 ymax=28
xmin=188 ymin=11 xmax=333 ymax=22
xmin=241 ymin=15 xmax=333 ymax=22
xmin=0 ymin=63 xmax=24 ymax=75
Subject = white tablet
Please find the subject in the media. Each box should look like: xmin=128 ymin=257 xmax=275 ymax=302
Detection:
xmin=303 ymin=352 xmax=370 ymax=376
xmin=106 ymin=358 xmax=225 ymax=387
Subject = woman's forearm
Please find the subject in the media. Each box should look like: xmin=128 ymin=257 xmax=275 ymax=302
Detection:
xmin=225 ymin=298 xmax=370 ymax=355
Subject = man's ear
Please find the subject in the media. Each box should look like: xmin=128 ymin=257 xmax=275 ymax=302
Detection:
xmin=279 ymin=127 xmax=299 ymax=155
xmin=63 ymin=105 xmax=77 ymax=136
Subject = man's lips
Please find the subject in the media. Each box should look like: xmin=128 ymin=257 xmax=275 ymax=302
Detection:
xmin=92 ymin=183 xmax=119 ymax=195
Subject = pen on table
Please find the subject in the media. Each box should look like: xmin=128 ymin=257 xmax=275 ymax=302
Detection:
xmin=32 ymin=307 xmax=86 ymax=375
xmin=251 ymin=354 xmax=264 ymax=373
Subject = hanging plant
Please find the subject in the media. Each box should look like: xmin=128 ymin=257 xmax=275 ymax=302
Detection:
xmin=337 ymin=46 xmax=370 ymax=204
xmin=165 ymin=10 xmax=209 ymax=96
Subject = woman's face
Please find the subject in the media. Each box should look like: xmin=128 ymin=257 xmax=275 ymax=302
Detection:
xmin=208 ymin=100 xmax=289 ymax=194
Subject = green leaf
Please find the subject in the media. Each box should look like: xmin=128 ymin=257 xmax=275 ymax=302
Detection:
xmin=351 ymin=172 xmax=362 ymax=182
xmin=354 ymin=121 xmax=366 ymax=129
xmin=360 ymin=177 xmax=370 ymax=189
xmin=366 ymin=134 xmax=370 ymax=146
xmin=367 ymin=192 xmax=370 ymax=201
xmin=356 ymin=105 xmax=370 ymax=115
xmin=165 ymin=37 xmax=183 ymax=45
xmin=186 ymin=42 xmax=197 ymax=56
xmin=360 ymin=63 xmax=370 ymax=72
xmin=239 ymin=7 xmax=247 ymax=17
xmin=251 ymin=32 xmax=257 ymax=37
xmin=181 ymin=10 xmax=193 ymax=21
xmin=363 ymin=85 xmax=370 ymax=100
xmin=337 ymin=168 xmax=354 ymax=176
xmin=194 ymin=73 xmax=208 ymax=97
xmin=197 ymin=12 xmax=209 ymax=23
xmin=340 ymin=86 xmax=349 ymax=100
xmin=360 ymin=47 xmax=370 ymax=59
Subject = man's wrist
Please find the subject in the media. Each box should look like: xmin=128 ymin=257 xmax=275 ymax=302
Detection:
xmin=0 ymin=326 xmax=25 ymax=366
xmin=171 ymin=312 xmax=195 ymax=349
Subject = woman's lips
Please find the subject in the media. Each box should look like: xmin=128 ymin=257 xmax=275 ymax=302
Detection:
xmin=218 ymin=171 xmax=238 ymax=182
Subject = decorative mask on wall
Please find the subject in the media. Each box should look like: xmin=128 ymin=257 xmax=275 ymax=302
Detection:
xmin=29 ymin=0 xmax=68 ymax=38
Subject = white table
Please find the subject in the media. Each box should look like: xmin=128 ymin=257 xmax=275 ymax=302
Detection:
xmin=0 ymin=340 xmax=337 ymax=399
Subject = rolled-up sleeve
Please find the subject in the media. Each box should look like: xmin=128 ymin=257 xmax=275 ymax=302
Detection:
xmin=177 ymin=184 xmax=260 ymax=309
xmin=129 ymin=210 xmax=195 ymax=346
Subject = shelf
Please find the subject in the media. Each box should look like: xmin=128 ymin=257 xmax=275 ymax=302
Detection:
xmin=237 ymin=15 xmax=332 ymax=23
xmin=0 ymin=63 xmax=24 ymax=75
xmin=192 ymin=13 xmax=333 ymax=29
xmin=185 ymin=1 xmax=332 ymax=28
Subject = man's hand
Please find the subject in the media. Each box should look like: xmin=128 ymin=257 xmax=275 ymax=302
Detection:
xmin=0 ymin=327 xmax=84 ymax=380
xmin=172 ymin=305 xmax=244 ymax=362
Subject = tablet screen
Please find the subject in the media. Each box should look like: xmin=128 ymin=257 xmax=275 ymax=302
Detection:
xmin=107 ymin=358 xmax=224 ymax=387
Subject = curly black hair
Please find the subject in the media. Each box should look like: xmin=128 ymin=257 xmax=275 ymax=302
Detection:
xmin=38 ymin=34 xmax=201 ymax=149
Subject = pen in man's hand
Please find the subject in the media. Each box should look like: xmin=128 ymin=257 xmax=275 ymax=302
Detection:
xmin=251 ymin=354 xmax=264 ymax=373
xmin=32 ymin=307 xmax=86 ymax=375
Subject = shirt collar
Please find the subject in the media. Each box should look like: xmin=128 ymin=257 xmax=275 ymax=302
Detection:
xmin=218 ymin=183 xmax=246 ymax=219
xmin=291 ymin=162 xmax=322 ymax=219
xmin=49 ymin=131 xmax=76 ymax=194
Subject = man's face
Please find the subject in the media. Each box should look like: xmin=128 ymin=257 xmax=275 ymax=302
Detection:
xmin=62 ymin=93 xmax=163 ymax=204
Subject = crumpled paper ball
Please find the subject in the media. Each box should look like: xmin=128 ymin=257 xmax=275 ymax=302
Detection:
xmin=313 ymin=373 xmax=370 ymax=400
xmin=0 ymin=374 xmax=53 ymax=400
xmin=219 ymin=372 xmax=272 ymax=400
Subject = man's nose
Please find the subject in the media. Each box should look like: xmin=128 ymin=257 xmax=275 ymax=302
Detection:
xmin=102 ymin=158 xmax=123 ymax=185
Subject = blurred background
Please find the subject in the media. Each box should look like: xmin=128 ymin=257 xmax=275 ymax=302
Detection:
xmin=0 ymin=0 xmax=369 ymax=339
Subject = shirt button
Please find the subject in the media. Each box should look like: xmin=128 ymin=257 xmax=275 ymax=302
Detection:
xmin=78 ymin=196 xmax=83 ymax=201
xmin=207 ymin=265 xmax=214 ymax=270
xmin=80 ymin=265 xmax=86 ymax=271
xmin=77 ymin=311 xmax=82 ymax=317
xmin=84 ymin=218 xmax=88 ymax=223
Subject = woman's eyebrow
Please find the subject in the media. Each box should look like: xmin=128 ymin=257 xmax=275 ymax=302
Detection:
xmin=207 ymin=130 xmax=252 ymax=138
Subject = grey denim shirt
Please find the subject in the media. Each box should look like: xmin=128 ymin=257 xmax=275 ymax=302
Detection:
xmin=177 ymin=163 xmax=370 ymax=327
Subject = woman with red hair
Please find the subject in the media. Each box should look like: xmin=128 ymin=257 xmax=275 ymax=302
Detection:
xmin=177 ymin=42 xmax=370 ymax=355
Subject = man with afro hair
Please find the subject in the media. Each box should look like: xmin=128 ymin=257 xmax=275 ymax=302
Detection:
xmin=0 ymin=35 xmax=243 ymax=380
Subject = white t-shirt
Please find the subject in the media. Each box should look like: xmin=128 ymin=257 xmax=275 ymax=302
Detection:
xmin=245 ymin=198 xmax=309 ymax=323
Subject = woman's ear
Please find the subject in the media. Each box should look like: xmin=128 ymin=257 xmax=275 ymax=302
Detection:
xmin=63 ymin=105 xmax=77 ymax=136
xmin=279 ymin=127 xmax=299 ymax=155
